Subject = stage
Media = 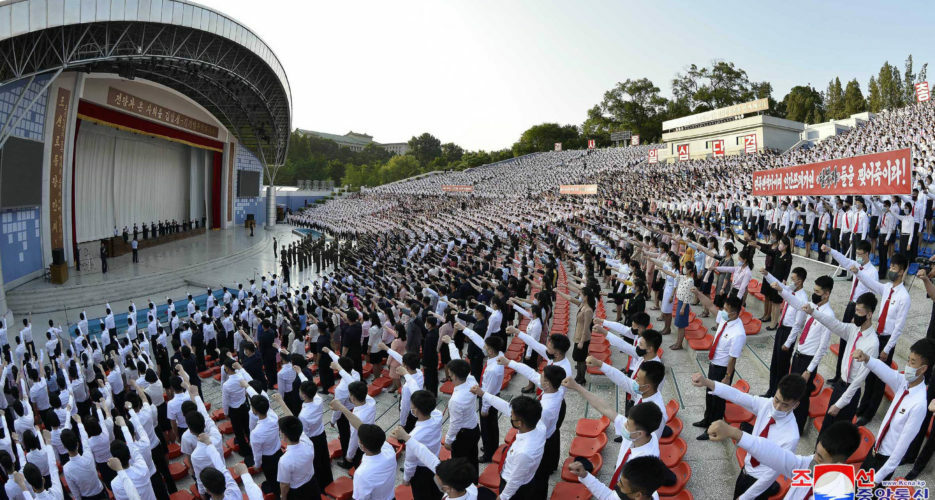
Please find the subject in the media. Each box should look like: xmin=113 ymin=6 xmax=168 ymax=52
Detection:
xmin=5 ymin=224 xmax=320 ymax=326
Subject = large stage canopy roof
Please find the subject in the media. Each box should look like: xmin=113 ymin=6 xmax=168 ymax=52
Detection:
xmin=0 ymin=0 xmax=292 ymax=167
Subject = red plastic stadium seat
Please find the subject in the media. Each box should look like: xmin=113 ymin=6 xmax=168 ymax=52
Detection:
xmin=394 ymin=485 xmax=413 ymax=500
xmin=478 ymin=463 xmax=501 ymax=489
xmin=725 ymin=402 xmax=755 ymax=425
xmin=659 ymin=416 xmax=682 ymax=445
xmin=440 ymin=380 xmax=454 ymax=394
xmin=768 ymin=476 xmax=790 ymax=500
xmin=217 ymin=421 xmax=233 ymax=434
xmin=328 ymin=439 xmax=342 ymax=459
xmin=568 ymin=433 xmax=608 ymax=457
xmin=811 ymin=373 xmax=825 ymax=397
xmin=169 ymin=492 xmax=194 ymax=500
xmin=736 ymin=447 xmax=747 ymax=468
xmin=661 ymin=491 xmax=694 ymax=500
xmin=575 ymin=415 xmax=610 ymax=438
xmin=198 ymin=369 xmax=213 ymax=379
xmin=666 ymin=399 xmax=680 ymax=422
xmin=657 ymin=462 xmax=691 ymax=497
xmin=560 ymin=454 xmax=602 ymax=482
xmin=808 ymin=388 xmax=833 ymax=418
xmin=168 ymin=462 xmax=189 ymax=481
xmin=323 ymin=476 xmax=354 ymax=500
xmin=504 ymin=427 xmax=517 ymax=444
xmin=167 ymin=442 xmax=181 ymax=459
xmin=211 ymin=409 xmax=226 ymax=421
xmin=847 ymin=427 xmax=875 ymax=464
xmin=549 ymin=481 xmax=592 ymax=499
xmin=225 ymin=437 xmax=239 ymax=452
xmin=492 ymin=444 xmax=509 ymax=464
xmin=660 ymin=437 xmax=687 ymax=467
xmin=686 ymin=335 xmax=713 ymax=351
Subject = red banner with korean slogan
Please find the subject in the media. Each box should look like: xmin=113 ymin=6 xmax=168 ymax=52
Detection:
xmin=442 ymin=185 xmax=474 ymax=193
xmin=752 ymin=148 xmax=911 ymax=196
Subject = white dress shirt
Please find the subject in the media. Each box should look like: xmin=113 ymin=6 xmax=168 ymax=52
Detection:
xmin=600 ymin=363 xmax=667 ymax=438
xmin=709 ymin=315 xmax=746 ymax=367
xmin=166 ymin=392 xmax=192 ymax=429
xmin=482 ymin=393 xmax=545 ymax=500
xmin=711 ymin=382 xmax=798 ymax=500
xmin=347 ymin=396 xmax=377 ymax=459
xmin=856 ymin=268 xmax=910 ymax=355
xmin=352 ymin=442 xmax=396 ymax=500
xmin=443 ymin=375 xmax=480 ymax=446
xmin=763 ymin=274 xmax=807 ymax=334
xmin=63 ymin=425 xmax=105 ymax=498
xmin=221 ymin=370 xmax=249 ymax=414
xmin=405 ymin=439 xmax=478 ymax=499
xmin=864 ymin=358 xmax=928 ymax=479
xmin=779 ymin=291 xmax=833 ymax=373
xmin=809 ymin=308 xmax=879 ymax=410
xmin=516 ymin=331 xmax=572 ymax=378
xmin=827 ymin=249 xmax=874 ymax=302
xmin=403 ymin=410 xmax=443 ymax=481
xmin=277 ymin=435 xmax=317 ymax=488
xmin=737 ymin=431 xmax=813 ymax=500
xmin=250 ymin=414 xmax=281 ymax=467
xmin=507 ymin=361 xmax=564 ymax=436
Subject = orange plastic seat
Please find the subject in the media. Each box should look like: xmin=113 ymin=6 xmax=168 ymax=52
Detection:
xmin=575 ymin=415 xmax=611 ymax=438
xmin=394 ymin=485 xmax=413 ymax=500
xmin=568 ymin=433 xmax=608 ymax=457
xmin=666 ymin=399 xmax=680 ymax=422
xmin=323 ymin=476 xmax=354 ymax=500
xmin=328 ymin=438 xmax=342 ymax=459
xmin=549 ymin=481 xmax=592 ymax=500
xmin=736 ymin=447 xmax=747 ymax=467
xmin=847 ymin=427 xmax=875 ymax=464
xmin=225 ymin=437 xmax=239 ymax=452
xmin=560 ymin=454 xmax=603 ymax=482
xmin=168 ymin=462 xmax=189 ymax=481
xmin=808 ymin=387 xmax=832 ymax=418
xmin=440 ymin=380 xmax=454 ymax=394
xmin=659 ymin=416 xmax=682 ymax=445
xmin=811 ymin=373 xmax=825 ymax=397
xmin=687 ymin=335 xmax=713 ymax=351
xmin=733 ymin=379 xmax=750 ymax=393
xmin=744 ymin=319 xmax=762 ymax=335
xmin=367 ymin=384 xmax=384 ymax=397
xmin=211 ymin=409 xmax=226 ymax=421
xmin=768 ymin=476 xmax=790 ymax=500
xmin=217 ymin=421 xmax=233 ymax=434
xmin=198 ymin=369 xmax=213 ymax=379
xmin=492 ymin=443 xmax=509 ymax=464
xmin=169 ymin=492 xmax=194 ymax=500
xmin=725 ymin=402 xmax=755 ymax=425
xmin=657 ymin=461 xmax=691 ymax=497
xmin=660 ymin=437 xmax=687 ymax=468
xmin=504 ymin=427 xmax=517 ymax=444
xmin=478 ymin=463 xmax=501 ymax=489
xmin=167 ymin=442 xmax=181 ymax=459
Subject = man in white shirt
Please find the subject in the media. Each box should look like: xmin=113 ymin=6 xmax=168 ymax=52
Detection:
xmin=568 ymin=455 xmax=671 ymax=500
xmin=773 ymin=275 xmax=835 ymax=433
xmin=276 ymin=416 xmax=321 ymax=500
xmin=396 ymin=390 xmax=443 ymax=500
xmin=441 ymin=357 xmax=480 ymax=475
xmin=200 ymin=463 xmax=263 ymax=500
xmin=852 ymin=339 xmax=933 ymax=482
xmin=470 ymin=389 xmax=546 ymax=500
xmin=247 ymin=393 xmax=281 ymax=497
xmin=823 ymin=241 xmax=876 ymax=385
xmin=706 ymin=418 xmax=861 ymax=500
xmin=377 ymin=343 xmax=424 ymax=431
xmin=762 ymin=268 xmax=808 ymax=398
xmin=692 ymin=372 xmax=805 ymax=499
xmin=220 ymin=360 xmax=253 ymax=467
xmin=348 ymin=422 xmax=396 ymax=499
xmin=389 ymin=428 xmax=478 ymax=500
xmin=586 ymin=358 xmax=668 ymax=439
xmin=563 ymin=378 xmax=663 ymax=494
xmin=450 ymin=325 xmax=503 ymax=463
xmin=109 ymin=421 xmax=156 ymax=500
xmin=801 ymin=292 xmax=880 ymax=437
xmin=61 ymin=418 xmax=107 ymax=500
xmin=331 ymin=381 xmax=376 ymax=468
xmin=692 ymin=294 xmax=746 ymax=437
xmin=852 ymin=254 xmax=912 ymax=426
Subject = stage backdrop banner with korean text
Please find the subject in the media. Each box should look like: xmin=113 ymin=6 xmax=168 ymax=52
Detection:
xmin=559 ymin=184 xmax=598 ymax=195
xmin=442 ymin=185 xmax=474 ymax=193
xmin=752 ymin=148 xmax=911 ymax=196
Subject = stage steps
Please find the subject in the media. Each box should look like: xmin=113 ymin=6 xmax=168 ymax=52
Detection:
xmin=6 ymin=232 xmax=272 ymax=315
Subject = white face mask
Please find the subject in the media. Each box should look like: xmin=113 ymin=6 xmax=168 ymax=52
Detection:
xmin=771 ymin=406 xmax=792 ymax=420
xmin=902 ymin=364 xmax=922 ymax=383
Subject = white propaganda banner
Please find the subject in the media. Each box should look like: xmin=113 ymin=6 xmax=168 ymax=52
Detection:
xmin=916 ymin=82 xmax=930 ymax=102
xmin=648 ymin=149 xmax=658 ymax=164
xmin=559 ymin=184 xmax=598 ymax=195
xmin=555 ymin=142 xmax=562 ymax=151
xmin=631 ymin=135 xmax=640 ymax=146
xmin=677 ymin=144 xmax=690 ymax=162
xmin=744 ymin=134 xmax=758 ymax=154
xmin=711 ymin=139 xmax=725 ymax=157
xmin=587 ymin=139 xmax=596 ymax=149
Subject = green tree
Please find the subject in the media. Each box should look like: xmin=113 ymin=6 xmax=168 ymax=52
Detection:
xmin=379 ymin=154 xmax=420 ymax=184
xmin=407 ymin=133 xmax=443 ymax=167
xmin=867 ymin=76 xmax=882 ymax=112
xmin=440 ymin=142 xmax=464 ymax=164
xmin=903 ymin=54 xmax=928 ymax=105
xmin=597 ymin=78 xmax=668 ymax=142
xmin=512 ymin=123 xmax=580 ymax=156
xmin=671 ymin=61 xmax=754 ymax=113
xmin=843 ymin=79 xmax=867 ymax=115
xmin=876 ymin=61 xmax=904 ymax=110
xmin=581 ymin=104 xmax=616 ymax=146
xmin=824 ymin=77 xmax=845 ymax=120
xmin=782 ymin=85 xmax=824 ymax=124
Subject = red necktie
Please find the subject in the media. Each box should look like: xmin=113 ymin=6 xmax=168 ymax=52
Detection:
xmin=749 ymin=418 xmax=775 ymax=467
xmin=852 ymin=214 xmax=858 ymax=232
xmin=877 ymin=288 xmax=895 ymax=334
xmin=804 ymin=489 xmax=813 ymax=500
xmin=778 ymin=302 xmax=789 ymax=326
xmin=609 ymin=449 xmax=632 ymax=488
xmin=844 ymin=332 xmax=863 ymax=382
xmin=834 ymin=212 xmax=840 ymax=228
xmin=876 ymin=389 xmax=909 ymax=451
xmin=798 ymin=317 xmax=815 ymax=345
xmin=708 ymin=322 xmax=728 ymax=360
xmin=848 ymin=267 xmax=863 ymax=301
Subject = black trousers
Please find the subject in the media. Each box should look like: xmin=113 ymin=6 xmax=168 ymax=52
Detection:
xmin=423 ymin=365 xmax=439 ymax=396
xmin=260 ymin=450 xmax=284 ymax=498
xmin=132 ymin=249 xmax=138 ymax=263
xmin=703 ymin=363 xmax=732 ymax=424
xmin=287 ymin=476 xmax=320 ymax=500
xmin=499 ymin=475 xmax=546 ymax=500
xmin=229 ymin=402 xmax=253 ymax=466
xmin=411 ymin=465 xmax=443 ymax=500
xmin=766 ymin=326 xmax=793 ymax=397
xmin=539 ymin=400 xmax=566 ymax=474
xmin=856 ymin=334 xmax=890 ymax=421
xmin=337 ymin=413 xmax=351 ymax=459
xmin=790 ymin=353 xmax=816 ymax=433
xmin=859 ymin=451 xmax=893 ymax=482
xmin=451 ymin=425 xmax=480 ymax=479
xmin=479 ymin=407 xmax=499 ymax=460
xmin=831 ymin=228 xmax=841 ymax=252
xmin=310 ymin=432 xmax=333 ymax=491
xmin=151 ymin=441 xmax=177 ymax=494
xmin=833 ymin=302 xmax=856 ymax=381
xmin=877 ymin=236 xmax=891 ymax=281
xmin=733 ymin=471 xmax=780 ymax=500
xmin=149 ymin=460 xmax=171 ymax=500
xmin=467 ymin=345 xmax=484 ymax=382
xmin=819 ymin=381 xmax=861 ymax=439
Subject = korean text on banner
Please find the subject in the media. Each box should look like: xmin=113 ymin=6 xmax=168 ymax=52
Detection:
xmin=752 ymin=148 xmax=911 ymax=196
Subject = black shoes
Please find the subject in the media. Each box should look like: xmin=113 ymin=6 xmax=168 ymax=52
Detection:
xmin=613 ymin=436 xmax=623 ymax=443
xmin=696 ymin=432 xmax=710 ymax=441
xmin=691 ymin=420 xmax=710 ymax=428
xmin=336 ymin=459 xmax=354 ymax=469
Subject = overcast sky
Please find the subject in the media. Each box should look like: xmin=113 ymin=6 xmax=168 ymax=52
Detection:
xmin=199 ymin=0 xmax=933 ymax=151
